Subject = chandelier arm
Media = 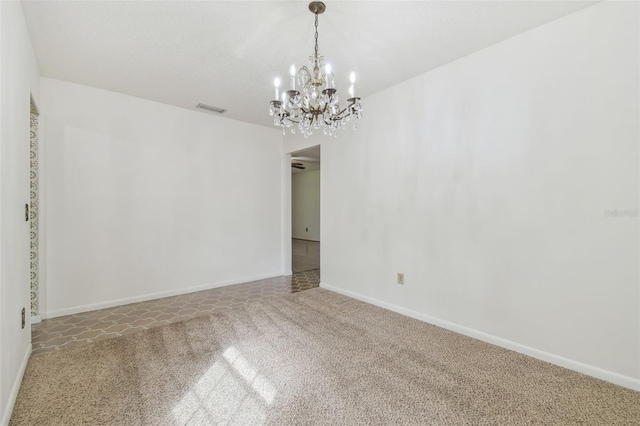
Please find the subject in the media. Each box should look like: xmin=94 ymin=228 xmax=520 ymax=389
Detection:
xmin=299 ymin=66 xmax=313 ymax=92
xmin=332 ymin=100 xmax=361 ymax=119
xmin=329 ymin=107 xmax=351 ymax=120
xmin=299 ymin=66 xmax=313 ymax=80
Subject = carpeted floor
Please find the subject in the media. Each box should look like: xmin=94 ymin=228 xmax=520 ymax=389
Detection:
xmin=10 ymin=288 xmax=640 ymax=425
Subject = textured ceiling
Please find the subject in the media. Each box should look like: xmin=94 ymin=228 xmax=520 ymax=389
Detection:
xmin=22 ymin=1 xmax=596 ymax=128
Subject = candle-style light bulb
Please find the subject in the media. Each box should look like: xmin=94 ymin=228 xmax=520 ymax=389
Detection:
xmin=349 ymin=72 xmax=356 ymax=98
xmin=290 ymin=65 xmax=297 ymax=90
xmin=274 ymin=77 xmax=281 ymax=100
xmin=325 ymin=64 xmax=332 ymax=88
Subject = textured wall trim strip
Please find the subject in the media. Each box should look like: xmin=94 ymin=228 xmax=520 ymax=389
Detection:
xmin=29 ymin=111 xmax=39 ymax=317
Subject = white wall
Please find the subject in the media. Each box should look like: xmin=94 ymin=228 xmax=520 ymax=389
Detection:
xmin=0 ymin=2 xmax=40 ymax=424
xmin=41 ymin=78 xmax=284 ymax=318
xmin=292 ymin=170 xmax=320 ymax=241
xmin=290 ymin=2 xmax=639 ymax=389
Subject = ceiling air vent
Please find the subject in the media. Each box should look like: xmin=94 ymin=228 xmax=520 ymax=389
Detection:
xmin=196 ymin=103 xmax=226 ymax=114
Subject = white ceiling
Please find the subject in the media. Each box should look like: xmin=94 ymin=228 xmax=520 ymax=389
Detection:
xmin=22 ymin=1 xmax=595 ymax=128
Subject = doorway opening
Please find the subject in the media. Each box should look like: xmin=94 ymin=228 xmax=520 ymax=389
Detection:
xmin=29 ymin=96 xmax=40 ymax=322
xmin=290 ymin=145 xmax=320 ymax=290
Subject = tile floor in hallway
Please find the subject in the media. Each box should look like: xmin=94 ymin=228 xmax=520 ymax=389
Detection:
xmin=32 ymin=269 xmax=320 ymax=355
xmin=292 ymin=238 xmax=320 ymax=273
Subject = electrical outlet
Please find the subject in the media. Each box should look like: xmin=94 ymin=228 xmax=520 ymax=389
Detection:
xmin=306 ymin=227 xmax=309 ymax=232
xmin=21 ymin=307 xmax=25 ymax=329
xmin=397 ymin=273 xmax=404 ymax=285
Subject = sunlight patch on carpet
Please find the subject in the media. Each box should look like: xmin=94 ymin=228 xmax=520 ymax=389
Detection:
xmin=224 ymin=346 xmax=278 ymax=404
xmin=172 ymin=346 xmax=277 ymax=424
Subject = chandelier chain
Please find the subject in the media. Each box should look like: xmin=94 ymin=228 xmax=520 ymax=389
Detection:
xmin=314 ymin=13 xmax=319 ymax=57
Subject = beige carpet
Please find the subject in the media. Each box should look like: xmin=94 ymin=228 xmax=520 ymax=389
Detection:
xmin=11 ymin=288 xmax=640 ymax=425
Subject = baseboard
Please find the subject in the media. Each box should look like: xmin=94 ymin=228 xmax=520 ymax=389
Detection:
xmin=1 ymin=343 xmax=31 ymax=426
xmin=43 ymin=271 xmax=285 ymax=319
xmin=283 ymin=270 xmax=293 ymax=276
xmin=320 ymin=282 xmax=640 ymax=392
xmin=292 ymin=237 xmax=320 ymax=242
xmin=30 ymin=315 xmax=41 ymax=325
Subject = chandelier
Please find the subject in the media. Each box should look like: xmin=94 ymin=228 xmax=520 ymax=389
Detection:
xmin=269 ymin=1 xmax=363 ymax=138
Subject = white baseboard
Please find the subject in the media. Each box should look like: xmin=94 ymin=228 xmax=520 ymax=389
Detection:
xmin=283 ymin=270 xmax=293 ymax=276
xmin=292 ymin=237 xmax=320 ymax=242
xmin=320 ymin=282 xmax=640 ymax=392
xmin=43 ymin=272 xmax=285 ymax=319
xmin=1 ymin=343 xmax=32 ymax=426
xmin=30 ymin=315 xmax=41 ymax=325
